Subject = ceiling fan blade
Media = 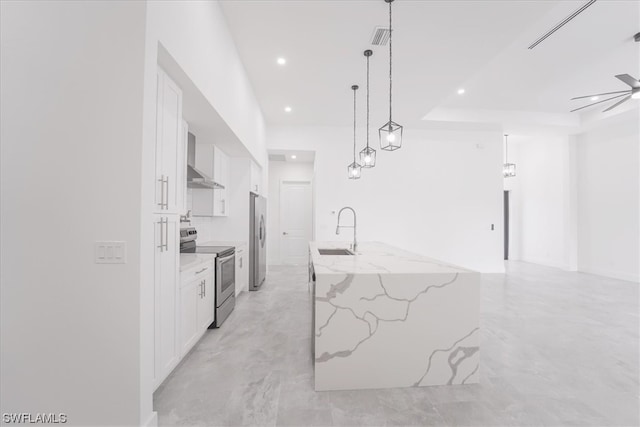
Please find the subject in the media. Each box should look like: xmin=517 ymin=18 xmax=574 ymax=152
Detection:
xmin=602 ymin=95 xmax=632 ymax=112
xmin=571 ymin=90 xmax=630 ymax=100
xmin=615 ymin=74 xmax=640 ymax=89
xmin=570 ymin=93 xmax=629 ymax=113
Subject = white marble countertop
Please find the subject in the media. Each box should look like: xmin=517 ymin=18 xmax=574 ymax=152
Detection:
xmin=199 ymin=240 xmax=248 ymax=249
xmin=180 ymin=253 xmax=216 ymax=272
xmin=309 ymin=241 xmax=475 ymax=275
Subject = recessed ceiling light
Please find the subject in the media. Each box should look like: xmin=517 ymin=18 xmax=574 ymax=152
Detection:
xmin=291 ymin=155 xmax=297 ymax=159
xmin=591 ymin=96 xmax=599 ymax=101
xmin=284 ymin=106 xmax=292 ymax=113
xmin=457 ymin=88 xmax=465 ymax=95
xmin=277 ymin=57 xmax=286 ymax=65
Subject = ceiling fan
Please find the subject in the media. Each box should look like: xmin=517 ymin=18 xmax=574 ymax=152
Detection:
xmin=570 ymin=74 xmax=640 ymax=113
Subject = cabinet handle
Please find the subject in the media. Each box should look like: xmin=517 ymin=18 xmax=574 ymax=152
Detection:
xmin=239 ymin=257 xmax=242 ymax=268
xmin=195 ymin=267 xmax=208 ymax=274
xmin=156 ymin=175 xmax=169 ymax=210
xmin=164 ymin=176 xmax=170 ymax=210
xmin=164 ymin=217 xmax=169 ymax=251
xmin=157 ymin=175 xmax=165 ymax=209
xmin=157 ymin=217 xmax=166 ymax=252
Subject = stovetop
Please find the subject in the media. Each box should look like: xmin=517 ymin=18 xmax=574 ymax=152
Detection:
xmin=179 ymin=227 xmax=234 ymax=256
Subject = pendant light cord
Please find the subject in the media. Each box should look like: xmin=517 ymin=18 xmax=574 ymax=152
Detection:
xmin=353 ymin=87 xmax=357 ymax=162
xmin=504 ymin=134 xmax=509 ymax=162
xmin=388 ymin=0 xmax=393 ymax=123
xmin=366 ymin=55 xmax=370 ymax=149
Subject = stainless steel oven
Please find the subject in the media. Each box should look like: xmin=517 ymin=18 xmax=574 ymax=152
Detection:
xmin=213 ymin=248 xmax=235 ymax=327
xmin=180 ymin=227 xmax=236 ymax=327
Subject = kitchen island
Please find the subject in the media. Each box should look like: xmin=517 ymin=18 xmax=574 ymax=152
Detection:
xmin=309 ymin=242 xmax=480 ymax=391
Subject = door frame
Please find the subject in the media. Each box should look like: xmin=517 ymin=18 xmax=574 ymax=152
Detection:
xmin=279 ymin=179 xmax=314 ymax=265
xmin=504 ymin=190 xmax=510 ymax=261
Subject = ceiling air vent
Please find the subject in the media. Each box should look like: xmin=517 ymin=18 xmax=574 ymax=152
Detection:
xmin=528 ymin=0 xmax=597 ymax=50
xmin=268 ymin=154 xmax=287 ymax=162
xmin=370 ymin=26 xmax=390 ymax=46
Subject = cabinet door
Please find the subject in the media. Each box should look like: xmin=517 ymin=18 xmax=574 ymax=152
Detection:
xmin=235 ymin=249 xmax=246 ymax=295
xmin=215 ymin=189 xmax=228 ymax=217
xmin=154 ymin=68 xmax=183 ymax=214
xmin=179 ymin=120 xmax=188 ymax=214
xmin=180 ymin=282 xmax=198 ymax=356
xmin=250 ymin=161 xmax=261 ymax=195
xmin=154 ymin=215 xmax=180 ymax=386
xmin=213 ymin=146 xmax=223 ymax=185
xmin=197 ymin=273 xmax=214 ymax=330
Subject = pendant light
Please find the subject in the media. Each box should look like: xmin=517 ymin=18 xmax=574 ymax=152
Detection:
xmin=379 ymin=0 xmax=403 ymax=151
xmin=359 ymin=50 xmax=377 ymax=168
xmin=503 ymin=134 xmax=516 ymax=178
xmin=348 ymin=85 xmax=362 ymax=179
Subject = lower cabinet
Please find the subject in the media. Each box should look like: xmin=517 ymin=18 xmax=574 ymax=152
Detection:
xmin=235 ymin=246 xmax=247 ymax=295
xmin=179 ymin=260 xmax=215 ymax=358
xmin=154 ymin=215 xmax=180 ymax=389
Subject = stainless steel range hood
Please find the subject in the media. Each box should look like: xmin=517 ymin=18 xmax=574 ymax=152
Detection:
xmin=187 ymin=132 xmax=225 ymax=189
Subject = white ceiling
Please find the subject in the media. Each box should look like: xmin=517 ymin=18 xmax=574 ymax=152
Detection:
xmin=438 ymin=0 xmax=640 ymax=114
xmin=268 ymin=149 xmax=316 ymax=163
xmin=220 ymin=0 xmax=639 ymax=129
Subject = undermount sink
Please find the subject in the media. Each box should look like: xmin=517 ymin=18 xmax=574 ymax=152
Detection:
xmin=318 ymin=248 xmax=354 ymax=256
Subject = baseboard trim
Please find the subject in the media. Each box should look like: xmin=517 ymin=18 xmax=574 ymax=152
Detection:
xmin=517 ymin=256 xmax=570 ymax=271
xmin=578 ymin=266 xmax=639 ymax=283
xmin=142 ymin=411 xmax=158 ymax=427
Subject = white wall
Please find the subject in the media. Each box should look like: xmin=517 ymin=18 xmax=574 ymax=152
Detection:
xmin=576 ymin=111 xmax=639 ymax=282
xmin=267 ymin=160 xmax=315 ymax=265
xmin=140 ymin=2 xmax=269 ymax=422
xmin=1 ymin=1 xmax=146 ymax=424
xmin=268 ymin=126 xmax=505 ymax=273
xmin=504 ymin=136 xmax=576 ymax=269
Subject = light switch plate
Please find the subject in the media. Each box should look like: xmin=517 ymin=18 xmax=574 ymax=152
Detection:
xmin=95 ymin=241 xmax=126 ymax=264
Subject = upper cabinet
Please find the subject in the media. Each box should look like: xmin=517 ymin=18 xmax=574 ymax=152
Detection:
xmin=155 ymin=68 xmax=185 ymax=215
xmin=250 ymin=161 xmax=262 ymax=195
xmin=192 ymin=145 xmax=229 ymax=217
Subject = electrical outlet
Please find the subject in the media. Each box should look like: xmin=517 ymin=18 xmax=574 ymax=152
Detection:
xmin=95 ymin=241 xmax=126 ymax=264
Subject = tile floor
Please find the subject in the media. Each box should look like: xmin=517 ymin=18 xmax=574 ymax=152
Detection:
xmin=154 ymin=262 xmax=639 ymax=426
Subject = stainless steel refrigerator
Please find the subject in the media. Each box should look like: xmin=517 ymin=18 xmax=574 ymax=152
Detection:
xmin=249 ymin=193 xmax=267 ymax=290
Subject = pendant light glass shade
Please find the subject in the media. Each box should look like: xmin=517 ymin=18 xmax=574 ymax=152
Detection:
xmin=379 ymin=121 xmax=403 ymax=151
xmin=503 ymin=134 xmax=516 ymax=178
xmin=348 ymin=85 xmax=362 ymax=180
xmin=348 ymin=162 xmax=362 ymax=178
xmin=359 ymin=146 xmax=377 ymax=167
xmin=359 ymin=50 xmax=377 ymax=168
xmin=379 ymin=0 xmax=403 ymax=151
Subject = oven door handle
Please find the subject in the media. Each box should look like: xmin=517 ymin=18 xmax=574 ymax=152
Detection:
xmin=217 ymin=253 xmax=235 ymax=264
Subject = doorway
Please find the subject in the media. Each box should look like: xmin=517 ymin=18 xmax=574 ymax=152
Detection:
xmin=504 ymin=190 xmax=510 ymax=261
xmin=279 ymin=180 xmax=313 ymax=265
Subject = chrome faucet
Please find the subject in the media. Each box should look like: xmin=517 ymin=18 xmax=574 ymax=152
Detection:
xmin=336 ymin=207 xmax=357 ymax=252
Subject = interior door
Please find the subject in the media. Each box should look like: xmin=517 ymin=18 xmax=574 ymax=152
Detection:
xmin=280 ymin=181 xmax=313 ymax=265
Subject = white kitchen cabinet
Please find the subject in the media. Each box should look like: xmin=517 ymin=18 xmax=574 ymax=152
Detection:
xmin=235 ymin=245 xmax=248 ymax=295
xmin=180 ymin=120 xmax=188 ymax=214
xmin=179 ymin=260 xmax=215 ymax=358
xmin=192 ymin=145 xmax=229 ymax=217
xmin=155 ymin=68 xmax=184 ymax=215
xmin=179 ymin=282 xmax=198 ymax=356
xmin=153 ymin=215 xmax=180 ymax=388
xmin=197 ymin=273 xmax=214 ymax=330
xmin=250 ymin=161 xmax=262 ymax=195
xmin=213 ymin=146 xmax=229 ymax=217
